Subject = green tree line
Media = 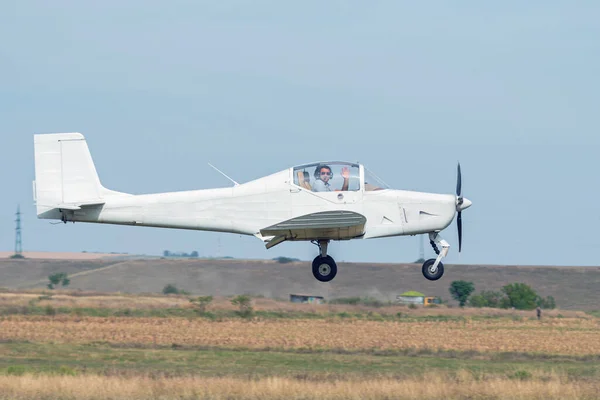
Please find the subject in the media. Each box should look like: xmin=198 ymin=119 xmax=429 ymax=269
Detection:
xmin=449 ymin=280 xmax=556 ymax=310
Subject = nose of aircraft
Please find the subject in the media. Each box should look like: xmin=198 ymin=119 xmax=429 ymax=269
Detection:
xmin=459 ymin=197 xmax=472 ymax=211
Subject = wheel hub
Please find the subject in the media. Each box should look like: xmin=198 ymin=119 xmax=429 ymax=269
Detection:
xmin=318 ymin=263 xmax=331 ymax=276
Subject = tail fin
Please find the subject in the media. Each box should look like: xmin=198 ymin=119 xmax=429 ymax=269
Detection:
xmin=33 ymin=133 xmax=125 ymax=217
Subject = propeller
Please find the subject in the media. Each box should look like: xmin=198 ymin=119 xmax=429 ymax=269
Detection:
xmin=455 ymin=162 xmax=472 ymax=252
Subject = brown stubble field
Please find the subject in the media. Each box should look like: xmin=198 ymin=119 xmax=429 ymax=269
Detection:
xmin=2 ymin=315 xmax=600 ymax=356
xmin=1 ymin=290 xmax=600 ymax=399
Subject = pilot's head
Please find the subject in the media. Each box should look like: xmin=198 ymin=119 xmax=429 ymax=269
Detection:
xmin=315 ymin=165 xmax=332 ymax=183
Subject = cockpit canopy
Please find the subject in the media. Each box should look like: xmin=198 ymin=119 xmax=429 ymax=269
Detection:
xmin=363 ymin=166 xmax=389 ymax=192
xmin=292 ymin=161 xmax=389 ymax=192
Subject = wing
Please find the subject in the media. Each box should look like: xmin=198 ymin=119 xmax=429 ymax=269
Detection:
xmin=260 ymin=210 xmax=366 ymax=248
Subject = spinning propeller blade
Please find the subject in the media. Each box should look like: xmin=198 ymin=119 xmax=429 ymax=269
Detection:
xmin=456 ymin=162 xmax=463 ymax=252
xmin=456 ymin=163 xmax=462 ymax=197
xmin=457 ymin=211 xmax=462 ymax=253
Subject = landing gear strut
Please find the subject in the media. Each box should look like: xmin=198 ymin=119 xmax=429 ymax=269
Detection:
xmin=311 ymin=240 xmax=337 ymax=282
xmin=422 ymin=232 xmax=449 ymax=281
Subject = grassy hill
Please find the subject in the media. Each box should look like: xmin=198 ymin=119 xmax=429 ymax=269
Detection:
xmin=1 ymin=257 xmax=598 ymax=310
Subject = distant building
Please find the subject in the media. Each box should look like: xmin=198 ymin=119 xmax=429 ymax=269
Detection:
xmin=396 ymin=291 xmax=425 ymax=305
xmin=424 ymin=296 xmax=442 ymax=306
xmin=290 ymin=294 xmax=325 ymax=304
xmin=396 ymin=291 xmax=441 ymax=306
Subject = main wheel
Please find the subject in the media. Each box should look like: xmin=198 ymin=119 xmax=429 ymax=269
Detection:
xmin=312 ymin=255 xmax=337 ymax=282
xmin=422 ymin=258 xmax=444 ymax=281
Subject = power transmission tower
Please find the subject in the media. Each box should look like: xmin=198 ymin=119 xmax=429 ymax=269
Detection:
xmin=14 ymin=205 xmax=24 ymax=258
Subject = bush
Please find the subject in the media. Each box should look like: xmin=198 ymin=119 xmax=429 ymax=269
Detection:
xmin=501 ymin=283 xmax=538 ymax=310
xmin=469 ymin=290 xmax=503 ymax=308
xmin=329 ymin=297 xmax=387 ymax=307
xmin=162 ymin=284 xmax=189 ymax=295
xmin=537 ymin=295 xmax=556 ymax=310
xmin=360 ymin=297 xmax=387 ymax=307
xmin=468 ymin=294 xmax=486 ymax=308
xmin=57 ymin=365 xmax=78 ymax=376
xmin=468 ymin=285 xmax=556 ymax=311
xmin=510 ymin=370 xmax=532 ymax=381
xmin=47 ymin=272 xmax=70 ymax=290
xmin=6 ymin=366 xmax=27 ymax=376
xmin=231 ymin=295 xmax=253 ymax=318
xmin=272 ymin=256 xmax=300 ymax=263
xmin=190 ymin=295 xmax=213 ymax=313
xmin=329 ymin=297 xmax=361 ymax=305
xmin=449 ymin=280 xmax=475 ymax=307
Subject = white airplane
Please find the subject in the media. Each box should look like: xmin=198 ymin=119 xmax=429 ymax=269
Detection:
xmin=33 ymin=133 xmax=472 ymax=282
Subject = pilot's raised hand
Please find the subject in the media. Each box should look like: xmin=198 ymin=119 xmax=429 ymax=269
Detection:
xmin=341 ymin=166 xmax=350 ymax=179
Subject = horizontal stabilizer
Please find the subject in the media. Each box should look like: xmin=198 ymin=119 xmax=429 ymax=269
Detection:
xmin=54 ymin=201 xmax=106 ymax=211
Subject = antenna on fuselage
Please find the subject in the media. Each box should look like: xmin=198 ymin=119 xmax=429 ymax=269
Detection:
xmin=208 ymin=163 xmax=239 ymax=186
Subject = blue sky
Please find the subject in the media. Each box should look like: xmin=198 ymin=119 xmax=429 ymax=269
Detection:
xmin=1 ymin=1 xmax=599 ymax=265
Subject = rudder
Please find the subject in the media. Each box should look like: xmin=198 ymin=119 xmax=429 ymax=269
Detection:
xmin=33 ymin=133 xmax=120 ymax=217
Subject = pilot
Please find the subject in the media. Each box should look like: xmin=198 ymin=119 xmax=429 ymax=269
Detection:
xmin=312 ymin=164 xmax=350 ymax=192
xmin=296 ymin=170 xmax=312 ymax=190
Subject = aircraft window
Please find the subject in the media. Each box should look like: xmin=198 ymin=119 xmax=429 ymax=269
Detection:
xmin=293 ymin=162 xmax=360 ymax=192
xmin=364 ymin=167 xmax=389 ymax=191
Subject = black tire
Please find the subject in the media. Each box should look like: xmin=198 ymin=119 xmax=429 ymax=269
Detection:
xmin=422 ymin=258 xmax=444 ymax=281
xmin=312 ymin=255 xmax=338 ymax=282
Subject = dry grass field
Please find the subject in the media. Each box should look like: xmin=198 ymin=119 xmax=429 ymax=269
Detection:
xmin=2 ymin=315 xmax=600 ymax=356
xmin=0 ymin=291 xmax=598 ymax=356
xmin=1 ymin=373 xmax=599 ymax=400
xmin=1 ymin=290 xmax=599 ymax=399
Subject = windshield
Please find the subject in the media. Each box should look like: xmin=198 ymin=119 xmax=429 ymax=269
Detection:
xmin=293 ymin=162 xmax=360 ymax=192
xmin=364 ymin=167 xmax=389 ymax=191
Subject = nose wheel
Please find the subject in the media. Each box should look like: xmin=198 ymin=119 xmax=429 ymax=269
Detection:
xmin=311 ymin=240 xmax=337 ymax=282
xmin=422 ymin=259 xmax=444 ymax=281
xmin=422 ymin=232 xmax=449 ymax=281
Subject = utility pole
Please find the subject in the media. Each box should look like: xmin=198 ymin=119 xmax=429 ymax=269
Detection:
xmin=14 ymin=205 xmax=24 ymax=258
xmin=419 ymin=234 xmax=425 ymax=261
xmin=216 ymin=236 xmax=222 ymax=259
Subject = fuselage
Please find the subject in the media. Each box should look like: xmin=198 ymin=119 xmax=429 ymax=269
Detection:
xmin=40 ymin=167 xmax=457 ymax=241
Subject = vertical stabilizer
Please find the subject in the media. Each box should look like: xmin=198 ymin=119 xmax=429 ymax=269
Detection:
xmin=33 ymin=133 xmax=124 ymax=216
